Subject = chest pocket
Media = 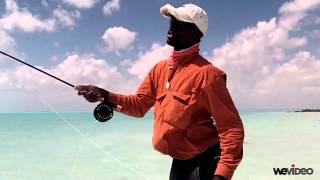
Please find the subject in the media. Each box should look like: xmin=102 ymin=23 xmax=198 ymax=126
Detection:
xmin=154 ymin=92 xmax=167 ymax=118
xmin=164 ymin=90 xmax=198 ymax=130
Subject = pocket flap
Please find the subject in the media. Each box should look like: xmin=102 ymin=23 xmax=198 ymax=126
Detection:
xmin=155 ymin=92 xmax=166 ymax=100
xmin=171 ymin=91 xmax=191 ymax=103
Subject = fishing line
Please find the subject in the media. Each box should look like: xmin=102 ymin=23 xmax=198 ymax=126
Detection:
xmin=1 ymin=50 xmax=152 ymax=179
xmin=71 ymin=120 xmax=97 ymax=180
xmin=35 ymin=93 xmax=152 ymax=180
xmin=0 ymin=50 xmax=113 ymax=122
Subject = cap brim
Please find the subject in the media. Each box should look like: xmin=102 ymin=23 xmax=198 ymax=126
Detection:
xmin=160 ymin=4 xmax=192 ymax=23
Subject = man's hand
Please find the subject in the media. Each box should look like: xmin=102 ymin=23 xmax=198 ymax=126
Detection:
xmin=75 ymin=85 xmax=106 ymax=103
xmin=213 ymin=175 xmax=226 ymax=180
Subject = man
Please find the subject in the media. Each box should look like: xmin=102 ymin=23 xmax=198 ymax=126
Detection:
xmin=76 ymin=4 xmax=244 ymax=180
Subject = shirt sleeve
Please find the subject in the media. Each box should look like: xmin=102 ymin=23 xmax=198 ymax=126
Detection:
xmin=200 ymin=73 xmax=244 ymax=180
xmin=107 ymin=68 xmax=156 ymax=118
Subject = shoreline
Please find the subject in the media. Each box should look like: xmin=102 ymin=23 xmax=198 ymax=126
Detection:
xmin=293 ymin=109 xmax=320 ymax=112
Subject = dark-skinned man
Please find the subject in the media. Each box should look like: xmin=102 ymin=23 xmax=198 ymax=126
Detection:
xmin=76 ymin=4 xmax=244 ymax=180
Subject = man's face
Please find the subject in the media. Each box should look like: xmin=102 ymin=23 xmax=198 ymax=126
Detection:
xmin=167 ymin=16 xmax=202 ymax=50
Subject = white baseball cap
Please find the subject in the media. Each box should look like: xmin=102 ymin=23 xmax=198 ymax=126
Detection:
xmin=160 ymin=4 xmax=208 ymax=36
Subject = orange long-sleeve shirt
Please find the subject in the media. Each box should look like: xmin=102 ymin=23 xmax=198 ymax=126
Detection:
xmin=108 ymin=53 xmax=244 ymax=180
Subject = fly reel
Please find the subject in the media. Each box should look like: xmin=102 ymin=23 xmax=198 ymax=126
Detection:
xmin=93 ymin=101 xmax=115 ymax=122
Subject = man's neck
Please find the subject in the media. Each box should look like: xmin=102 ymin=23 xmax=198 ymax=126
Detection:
xmin=173 ymin=41 xmax=200 ymax=51
xmin=174 ymin=43 xmax=200 ymax=52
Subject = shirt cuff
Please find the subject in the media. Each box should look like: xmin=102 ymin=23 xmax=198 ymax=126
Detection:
xmin=214 ymin=162 xmax=235 ymax=180
xmin=107 ymin=91 xmax=122 ymax=112
xmin=107 ymin=91 xmax=118 ymax=104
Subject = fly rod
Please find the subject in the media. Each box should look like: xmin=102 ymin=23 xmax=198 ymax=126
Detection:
xmin=0 ymin=50 xmax=113 ymax=122
xmin=0 ymin=51 xmax=74 ymax=88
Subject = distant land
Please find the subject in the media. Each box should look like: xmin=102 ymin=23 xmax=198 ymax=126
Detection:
xmin=294 ymin=109 xmax=320 ymax=112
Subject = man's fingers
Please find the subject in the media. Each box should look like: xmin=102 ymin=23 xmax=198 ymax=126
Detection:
xmin=74 ymin=85 xmax=90 ymax=91
xmin=84 ymin=90 xmax=101 ymax=100
xmin=85 ymin=94 xmax=101 ymax=103
xmin=84 ymin=90 xmax=95 ymax=98
xmin=78 ymin=90 xmax=88 ymax=96
xmin=75 ymin=85 xmax=103 ymax=103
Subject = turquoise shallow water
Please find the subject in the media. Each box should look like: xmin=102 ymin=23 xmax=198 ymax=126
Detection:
xmin=0 ymin=111 xmax=319 ymax=180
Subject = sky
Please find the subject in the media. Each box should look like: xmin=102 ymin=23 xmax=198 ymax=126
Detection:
xmin=0 ymin=0 xmax=319 ymax=112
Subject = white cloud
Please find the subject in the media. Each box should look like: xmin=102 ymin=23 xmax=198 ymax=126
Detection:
xmin=0 ymin=54 xmax=139 ymax=111
xmin=128 ymin=43 xmax=172 ymax=79
xmin=53 ymin=7 xmax=81 ymax=29
xmin=5 ymin=0 xmax=18 ymax=12
xmin=0 ymin=0 xmax=56 ymax=32
xmin=102 ymin=26 xmax=137 ymax=54
xmin=0 ymin=30 xmax=17 ymax=68
xmin=120 ymin=59 xmax=133 ymax=67
xmin=103 ymin=0 xmax=120 ymax=15
xmin=0 ymin=30 xmax=16 ymax=53
xmin=0 ymin=54 xmax=133 ymax=91
xmin=279 ymin=0 xmax=320 ymax=14
xmin=254 ymin=51 xmax=320 ymax=107
xmin=62 ymin=0 xmax=98 ymax=9
xmin=259 ymin=52 xmax=320 ymax=89
xmin=0 ymin=12 xmax=56 ymax=32
xmin=0 ymin=0 xmax=83 ymax=32
xmin=52 ymin=54 xmax=126 ymax=89
xmin=208 ymin=0 xmax=320 ymax=108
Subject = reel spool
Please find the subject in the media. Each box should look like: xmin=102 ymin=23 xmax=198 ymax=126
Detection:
xmin=93 ymin=101 xmax=114 ymax=122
